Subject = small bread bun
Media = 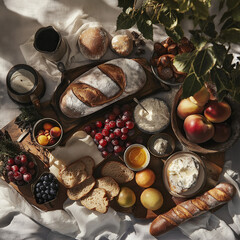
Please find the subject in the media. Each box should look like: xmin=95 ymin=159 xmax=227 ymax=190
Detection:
xmin=111 ymin=34 xmax=133 ymax=57
xmin=78 ymin=27 xmax=109 ymax=60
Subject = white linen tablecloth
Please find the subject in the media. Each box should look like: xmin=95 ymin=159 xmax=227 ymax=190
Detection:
xmin=0 ymin=1 xmax=240 ymax=239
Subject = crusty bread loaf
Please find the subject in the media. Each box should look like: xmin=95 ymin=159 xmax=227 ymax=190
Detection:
xmin=59 ymin=58 xmax=146 ymax=118
xmin=150 ymin=182 xmax=236 ymax=236
xmin=101 ymin=161 xmax=134 ymax=184
xmin=96 ymin=177 xmax=120 ymax=200
xmin=67 ymin=176 xmax=96 ymax=200
xmin=60 ymin=160 xmax=87 ymax=188
xmin=80 ymin=188 xmax=109 ymax=213
xmin=79 ymin=156 xmax=95 ymax=177
xmin=111 ymin=34 xmax=133 ymax=57
xmin=78 ymin=27 xmax=109 ymax=60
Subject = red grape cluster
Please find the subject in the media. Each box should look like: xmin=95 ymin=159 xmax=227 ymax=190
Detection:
xmin=6 ymin=154 xmax=36 ymax=185
xmin=84 ymin=105 xmax=135 ymax=158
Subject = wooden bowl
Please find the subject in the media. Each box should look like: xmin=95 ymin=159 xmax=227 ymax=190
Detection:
xmin=171 ymin=88 xmax=240 ymax=153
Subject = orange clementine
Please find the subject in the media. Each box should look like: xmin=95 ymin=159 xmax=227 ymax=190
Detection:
xmin=43 ymin=122 xmax=54 ymax=131
xmin=135 ymin=168 xmax=155 ymax=188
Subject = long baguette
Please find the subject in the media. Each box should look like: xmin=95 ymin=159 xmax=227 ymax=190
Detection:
xmin=150 ymin=182 xmax=236 ymax=236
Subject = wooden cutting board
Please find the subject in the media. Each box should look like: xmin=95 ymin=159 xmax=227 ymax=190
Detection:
xmin=0 ymin=59 xmax=224 ymax=216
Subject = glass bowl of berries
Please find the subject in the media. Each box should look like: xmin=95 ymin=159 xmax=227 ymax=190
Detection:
xmin=5 ymin=152 xmax=38 ymax=186
xmin=33 ymin=118 xmax=63 ymax=149
xmin=83 ymin=104 xmax=136 ymax=158
xmin=32 ymin=172 xmax=59 ymax=205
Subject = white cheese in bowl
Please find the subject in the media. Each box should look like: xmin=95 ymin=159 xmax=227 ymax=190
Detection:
xmin=134 ymin=98 xmax=170 ymax=133
xmin=167 ymin=156 xmax=200 ymax=194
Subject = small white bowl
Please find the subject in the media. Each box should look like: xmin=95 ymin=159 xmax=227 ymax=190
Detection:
xmin=123 ymin=144 xmax=150 ymax=171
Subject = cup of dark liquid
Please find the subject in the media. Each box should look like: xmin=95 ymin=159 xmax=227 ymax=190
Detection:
xmin=33 ymin=26 xmax=67 ymax=62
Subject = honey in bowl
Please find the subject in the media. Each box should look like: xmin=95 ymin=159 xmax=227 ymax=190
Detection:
xmin=124 ymin=144 xmax=150 ymax=171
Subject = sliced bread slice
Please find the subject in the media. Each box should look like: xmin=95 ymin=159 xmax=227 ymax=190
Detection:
xmin=67 ymin=176 xmax=96 ymax=201
xmin=80 ymin=188 xmax=109 ymax=214
xmin=80 ymin=156 xmax=95 ymax=177
xmin=96 ymin=177 xmax=120 ymax=200
xmin=60 ymin=160 xmax=87 ymax=188
xmin=101 ymin=161 xmax=134 ymax=184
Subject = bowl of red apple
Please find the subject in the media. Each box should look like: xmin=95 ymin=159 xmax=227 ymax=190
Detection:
xmin=83 ymin=104 xmax=137 ymax=158
xmin=171 ymin=86 xmax=240 ymax=153
xmin=5 ymin=152 xmax=38 ymax=186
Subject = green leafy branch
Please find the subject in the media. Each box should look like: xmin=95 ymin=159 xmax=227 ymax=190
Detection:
xmin=117 ymin=0 xmax=240 ymax=102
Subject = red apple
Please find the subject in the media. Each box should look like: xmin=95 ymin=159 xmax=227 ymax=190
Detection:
xmin=204 ymin=100 xmax=231 ymax=123
xmin=213 ymin=123 xmax=231 ymax=143
xmin=177 ymin=98 xmax=204 ymax=120
xmin=183 ymin=114 xmax=215 ymax=143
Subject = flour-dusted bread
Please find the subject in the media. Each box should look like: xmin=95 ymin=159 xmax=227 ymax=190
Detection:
xmin=111 ymin=34 xmax=133 ymax=57
xmin=79 ymin=156 xmax=95 ymax=177
xmin=67 ymin=176 xmax=96 ymax=200
xmin=80 ymin=188 xmax=109 ymax=213
xmin=101 ymin=161 xmax=134 ymax=184
xmin=96 ymin=177 xmax=120 ymax=200
xmin=59 ymin=58 xmax=147 ymax=118
xmin=78 ymin=27 xmax=109 ymax=60
xmin=60 ymin=160 xmax=87 ymax=188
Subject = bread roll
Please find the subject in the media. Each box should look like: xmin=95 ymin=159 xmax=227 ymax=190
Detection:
xmin=78 ymin=27 xmax=109 ymax=60
xmin=111 ymin=34 xmax=133 ymax=56
xmin=60 ymin=58 xmax=146 ymax=118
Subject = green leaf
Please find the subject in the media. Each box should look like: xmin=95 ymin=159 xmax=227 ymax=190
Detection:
xmin=226 ymin=0 xmax=240 ymax=10
xmin=193 ymin=49 xmax=216 ymax=77
xmin=212 ymin=43 xmax=227 ymax=66
xmin=231 ymin=68 xmax=240 ymax=88
xmin=211 ymin=67 xmax=232 ymax=91
xmin=199 ymin=17 xmax=217 ymax=38
xmin=221 ymin=28 xmax=240 ymax=44
xmin=192 ymin=0 xmax=209 ymax=20
xmin=165 ymin=25 xmax=184 ymax=42
xmin=137 ymin=12 xmax=153 ymax=40
xmin=182 ymin=73 xmax=203 ymax=98
xmin=220 ymin=11 xmax=232 ymax=24
xmin=164 ymin=0 xmax=179 ymax=10
xmin=223 ymin=54 xmax=234 ymax=71
xmin=233 ymin=92 xmax=240 ymax=103
xmin=118 ymin=0 xmax=134 ymax=11
xmin=178 ymin=0 xmax=191 ymax=13
xmin=232 ymin=4 xmax=240 ymax=22
xmin=219 ymin=0 xmax=225 ymax=11
xmin=173 ymin=50 xmax=197 ymax=73
xmin=189 ymin=30 xmax=207 ymax=50
xmin=116 ymin=12 xmax=136 ymax=30
xmin=158 ymin=8 xmax=178 ymax=30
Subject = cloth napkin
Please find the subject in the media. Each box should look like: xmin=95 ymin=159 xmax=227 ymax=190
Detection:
xmin=1 ymin=0 xmax=240 ymax=239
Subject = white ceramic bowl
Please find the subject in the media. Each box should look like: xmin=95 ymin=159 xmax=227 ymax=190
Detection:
xmin=163 ymin=151 xmax=207 ymax=198
xmin=123 ymin=144 xmax=150 ymax=171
